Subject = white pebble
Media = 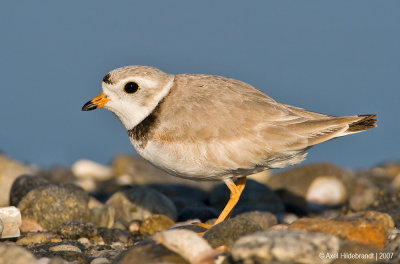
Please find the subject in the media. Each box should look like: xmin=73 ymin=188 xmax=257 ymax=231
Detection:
xmin=72 ymin=159 xmax=112 ymax=181
xmin=306 ymin=176 xmax=347 ymax=206
xmin=153 ymin=229 xmax=220 ymax=264
xmin=0 ymin=206 xmax=21 ymax=238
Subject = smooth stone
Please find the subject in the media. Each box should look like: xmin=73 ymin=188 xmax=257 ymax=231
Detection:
xmin=178 ymin=205 xmax=219 ymax=222
xmin=0 ymin=154 xmax=35 ymax=207
xmin=290 ymin=211 xmax=394 ymax=250
xmin=267 ymin=162 xmax=352 ymax=198
xmin=139 ymin=214 xmax=175 ymax=235
xmin=17 ymin=184 xmax=90 ymax=232
xmin=0 ymin=243 xmax=37 ymax=264
xmin=0 ymin=206 xmax=21 ymax=238
xmin=203 ymin=216 xmax=262 ymax=248
xmin=58 ymin=220 xmax=98 ymax=239
xmin=231 ymin=229 xmax=340 ymax=264
xmin=9 ymin=174 xmax=51 ymax=206
xmin=233 ymin=211 xmax=277 ymax=230
xmin=209 ymin=179 xmax=285 ymax=216
xmin=72 ymin=159 xmax=113 ymax=181
xmin=115 ymin=240 xmax=189 ymax=264
xmin=306 ymin=176 xmax=347 ymax=206
xmin=348 ymin=178 xmax=379 ymax=211
xmin=90 ymin=204 xmax=115 ymax=228
xmin=153 ymin=229 xmax=219 ymax=264
xmin=106 ymin=186 xmax=177 ymax=222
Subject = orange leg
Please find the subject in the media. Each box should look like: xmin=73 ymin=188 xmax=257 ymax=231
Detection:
xmin=213 ymin=176 xmax=247 ymax=226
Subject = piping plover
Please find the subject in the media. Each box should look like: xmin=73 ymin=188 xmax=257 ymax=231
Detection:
xmin=82 ymin=66 xmax=377 ymax=226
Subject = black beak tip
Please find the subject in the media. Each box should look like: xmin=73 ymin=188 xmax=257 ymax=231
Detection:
xmin=82 ymin=101 xmax=97 ymax=111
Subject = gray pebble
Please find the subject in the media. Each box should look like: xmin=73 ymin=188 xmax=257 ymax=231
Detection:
xmin=106 ymin=186 xmax=177 ymax=222
xmin=231 ymin=229 xmax=339 ymax=264
xmin=203 ymin=216 xmax=262 ymax=248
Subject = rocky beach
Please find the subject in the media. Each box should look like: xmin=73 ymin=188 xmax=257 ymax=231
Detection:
xmin=0 ymin=154 xmax=399 ymax=264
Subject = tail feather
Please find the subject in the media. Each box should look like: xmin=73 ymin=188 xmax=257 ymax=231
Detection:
xmin=346 ymin=114 xmax=378 ymax=133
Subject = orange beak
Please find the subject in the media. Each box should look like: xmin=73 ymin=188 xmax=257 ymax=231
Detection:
xmin=82 ymin=92 xmax=111 ymax=111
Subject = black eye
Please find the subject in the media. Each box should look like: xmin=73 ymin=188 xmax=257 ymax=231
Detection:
xmin=124 ymin=82 xmax=139 ymax=94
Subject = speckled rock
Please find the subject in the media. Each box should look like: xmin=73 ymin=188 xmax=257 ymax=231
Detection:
xmin=290 ymin=211 xmax=394 ymax=250
xmin=139 ymin=214 xmax=175 ymax=235
xmin=0 ymin=243 xmax=37 ymax=264
xmin=203 ymin=216 xmax=262 ymax=248
xmin=106 ymin=186 xmax=177 ymax=222
xmin=58 ymin=220 xmax=97 ymax=239
xmin=16 ymin=232 xmax=59 ymax=246
xmin=9 ymin=175 xmax=51 ymax=206
xmin=231 ymin=229 xmax=340 ymax=264
xmin=17 ymin=184 xmax=90 ymax=232
xmin=366 ymin=189 xmax=400 ymax=227
xmin=115 ymin=240 xmax=189 ymax=264
xmin=30 ymin=241 xmax=88 ymax=263
xmin=0 ymin=155 xmax=35 ymax=207
xmin=233 ymin=211 xmax=277 ymax=230
xmin=209 ymin=179 xmax=285 ymax=216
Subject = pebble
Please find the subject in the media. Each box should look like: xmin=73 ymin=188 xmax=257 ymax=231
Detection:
xmin=290 ymin=211 xmax=394 ymax=249
xmin=0 ymin=243 xmax=37 ymax=264
xmin=90 ymin=204 xmax=115 ymax=228
xmin=17 ymin=184 xmax=90 ymax=232
xmin=153 ymin=229 xmax=219 ymax=264
xmin=20 ymin=217 xmax=44 ymax=233
xmin=348 ymin=178 xmax=379 ymax=211
xmin=91 ymin=257 xmax=110 ymax=264
xmin=30 ymin=242 xmax=88 ymax=263
xmin=233 ymin=211 xmax=277 ymax=230
xmin=306 ymin=176 xmax=347 ymax=206
xmin=209 ymin=179 xmax=285 ymax=216
xmin=106 ymin=186 xmax=177 ymax=222
xmin=9 ymin=174 xmax=51 ymax=206
xmin=16 ymin=232 xmax=57 ymax=246
xmin=72 ymin=159 xmax=113 ymax=181
xmin=97 ymin=227 xmax=130 ymax=245
xmin=231 ymin=229 xmax=340 ymax=264
xmin=203 ymin=216 xmax=262 ymax=248
xmin=58 ymin=220 xmax=98 ymax=239
xmin=0 ymin=154 xmax=35 ymax=207
xmin=267 ymin=162 xmax=352 ymax=198
xmin=0 ymin=206 xmax=21 ymax=238
xmin=114 ymin=240 xmax=189 ymax=264
xmin=366 ymin=189 xmax=400 ymax=227
xmin=139 ymin=214 xmax=175 ymax=235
